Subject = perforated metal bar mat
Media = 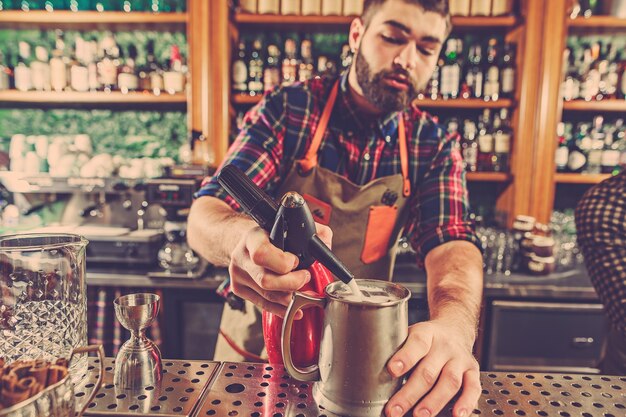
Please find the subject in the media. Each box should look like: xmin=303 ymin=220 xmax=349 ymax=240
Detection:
xmin=75 ymin=357 xmax=220 ymax=416
xmin=194 ymin=362 xmax=625 ymax=417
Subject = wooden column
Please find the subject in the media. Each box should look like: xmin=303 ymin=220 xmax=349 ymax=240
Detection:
xmin=527 ymin=0 xmax=569 ymax=223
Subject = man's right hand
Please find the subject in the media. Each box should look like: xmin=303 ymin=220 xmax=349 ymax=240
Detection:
xmin=228 ymin=223 xmax=332 ymax=317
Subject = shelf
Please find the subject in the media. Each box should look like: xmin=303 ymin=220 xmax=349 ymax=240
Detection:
xmin=0 ymin=90 xmax=187 ymax=104
xmin=562 ymin=99 xmax=626 ymax=112
xmin=568 ymin=16 xmax=626 ymax=28
xmin=554 ymin=173 xmax=612 ymax=184
xmin=234 ymin=94 xmax=514 ymax=109
xmin=234 ymin=13 xmax=517 ymax=29
xmin=466 ymin=172 xmax=511 ymax=182
xmin=0 ymin=11 xmax=187 ymax=29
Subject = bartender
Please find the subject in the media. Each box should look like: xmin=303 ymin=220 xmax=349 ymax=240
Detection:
xmin=188 ymin=1 xmax=483 ymax=417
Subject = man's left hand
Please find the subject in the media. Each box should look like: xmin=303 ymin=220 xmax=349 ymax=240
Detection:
xmin=384 ymin=319 xmax=481 ymax=417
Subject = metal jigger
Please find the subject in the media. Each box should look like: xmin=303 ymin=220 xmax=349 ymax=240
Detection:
xmin=113 ymin=293 xmax=163 ymax=390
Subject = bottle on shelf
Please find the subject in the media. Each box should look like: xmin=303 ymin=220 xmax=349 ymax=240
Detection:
xmin=321 ymin=0 xmax=342 ymax=16
xmin=70 ymin=35 xmax=90 ymax=93
xmin=298 ymin=38 xmax=314 ymax=82
xmin=14 ymin=41 xmax=33 ymax=92
xmin=463 ymin=43 xmax=484 ymax=99
xmin=483 ymin=37 xmax=500 ymax=101
xmin=462 ymin=119 xmax=479 ymax=172
xmin=69 ymin=0 xmax=92 ymax=12
xmin=0 ymin=51 xmax=11 ymax=91
xmin=440 ymin=38 xmax=462 ymax=99
xmin=500 ymin=43 xmax=516 ymax=99
xmin=98 ymin=32 xmax=120 ymax=92
xmin=477 ymin=109 xmax=494 ymax=171
xmin=86 ymin=36 xmax=101 ymax=92
xmin=554 ymin=122 xmax=570 ymax=173
xmin=471 ymin=0 xmax=492 ymax=16
xmin=118 ymin=44 xmax=139 ymax=93
xmin=163 ymin=44 xmax=186 ymax=94
xmin=31 ymin=44 xmax=52 ymax=92
xmin=263 ymin=43 xmax=281 ymax=91
xmin=281 ymin=38 xmax=298 ymax=86
xmin=43 ymin=0 xmax=66 ymax=12
xmin=600 ymin=126 xmax=622 ymax=175
xmin=586 ymin=115 xmax=605 ymax=174
xmin=301 ymin=0 xmax=321 ymax=15
xmin=232 ymin=40 xmax=249 ymax=95
xmin=146 ymin=39 xmax=164 ymax=95
xmin=339 ymin=43 xmax=353 ymax=72
xmin=492 ymin=108 xmax=512 ymax=172
xmin=567 ymin=123 xmax=589 ymax=173
xmin=257 ymin=0 xmax=279 ymax=14
xmin=93 ymin=1 xmax=118 ymax=12
xmin=247 ymin=38 xmax=264 ymax=96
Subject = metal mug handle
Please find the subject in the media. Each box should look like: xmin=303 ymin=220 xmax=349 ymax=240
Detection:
xmin=281 ymin=292 xmax=327 ymax=382
xmin=69 ymin=344 xmax=105 ymax=417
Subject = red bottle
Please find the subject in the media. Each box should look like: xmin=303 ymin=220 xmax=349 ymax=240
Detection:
xmin=263 ymin=261 xmax=334 ymax=366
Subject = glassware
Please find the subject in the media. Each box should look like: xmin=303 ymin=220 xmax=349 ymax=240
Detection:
xmin=114 ymin=293 xmax=162 ymax=391
xmin=0 ymin=233 xmax=88 ymax=380
xmin=157 ymin=221 xmax=201 ymax=273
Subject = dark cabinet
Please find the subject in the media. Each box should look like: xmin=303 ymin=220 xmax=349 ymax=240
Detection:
xmin=485 ymin=300 xmax=607 ymax=373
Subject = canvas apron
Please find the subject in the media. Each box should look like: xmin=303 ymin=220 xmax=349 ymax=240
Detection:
xmin=215 ymin=82 xmax=414 ymax=361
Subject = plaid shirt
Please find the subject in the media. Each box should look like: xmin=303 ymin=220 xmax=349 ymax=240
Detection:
xmin=575 ymin=171 xmax=626 ymax=334
xmin=196 ymin=72 xmax=480 ymax=264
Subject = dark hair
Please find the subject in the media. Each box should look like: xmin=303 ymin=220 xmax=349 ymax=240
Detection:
xmin=362 ymin=0 xmax=451 ymax=31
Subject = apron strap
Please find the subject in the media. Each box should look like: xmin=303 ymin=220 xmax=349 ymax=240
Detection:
xmin=299 ymin=80 xmax=412 ymax=198
xmin=299 ymin=82 xmax=339 ymax=173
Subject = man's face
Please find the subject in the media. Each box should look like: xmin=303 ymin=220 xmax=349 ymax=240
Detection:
xmin=350 ymin=0 xmax=447 ymax=112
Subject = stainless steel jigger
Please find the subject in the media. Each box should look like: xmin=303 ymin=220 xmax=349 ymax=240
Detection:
xmin=113 ymin=293 xmax=163 ymax=390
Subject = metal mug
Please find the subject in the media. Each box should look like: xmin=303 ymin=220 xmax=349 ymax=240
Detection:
xmin=282 ymin=279 xmax=411 ymax=417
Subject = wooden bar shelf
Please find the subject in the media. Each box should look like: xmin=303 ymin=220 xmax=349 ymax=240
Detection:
xmin=562 ymin=99 xmax=626 ymax=112
xmin=0 ymin=10 xmax=188 ymax=24
xmin=0 ymin=90 xmax=187 ymax=104
xmin=554 ymin=173 xmax=612 ymax=184
xmin=467 ymin=172 xmax=511 ymax=182
xmin=568 ymin=16 xmax=626 ymax=28
xmin=234 ymin=94 xmax=514 ymax=109
xmin=234 ymin=13 xmax=517 ymax=28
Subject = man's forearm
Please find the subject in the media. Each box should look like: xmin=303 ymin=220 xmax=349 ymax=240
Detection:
xmin=187 ymin=196 xmax=257 ymax=267
xmin=424 ymin=240 xmax=484 ymax=345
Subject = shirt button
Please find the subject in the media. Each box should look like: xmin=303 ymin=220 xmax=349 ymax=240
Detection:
xmin=363 ymin=153 xmax=371 ymax=161
xmin=385 ymin=135 xmax=391 ymax=143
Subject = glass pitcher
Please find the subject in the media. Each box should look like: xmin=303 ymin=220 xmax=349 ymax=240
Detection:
xmin=0 ymin=233 xmax=88 ymax=377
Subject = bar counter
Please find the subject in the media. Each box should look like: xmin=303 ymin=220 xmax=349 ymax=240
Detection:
xmin=77 ymin=358 xmax=625 ymax=417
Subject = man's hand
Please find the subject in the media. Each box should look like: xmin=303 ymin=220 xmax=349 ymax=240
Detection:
xmin=228 ymin=223 xmax=332 ymax=317
xmin=385 ymin=319 xmax=481 ymax=417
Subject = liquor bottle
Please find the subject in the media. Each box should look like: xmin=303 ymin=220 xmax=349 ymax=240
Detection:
xmin=586 ymin=115 xmax=605 ymax=174
xmin=14 ymin=41 xmax=33 ymax=92
xmin=281 ymin=0 xmax=300 ymax=14
xmin=580 ymin=42 xmax=601 ymax=101
xmin=620 ymin=50 xmax=626 ymax=100
xmin=470 ymin=0 xmax=491 ymax=16
xmin=298 ymin=39 xmax=314 ymax=82
xmin=600 ymin=127 xmax=621 ymax=174
xmin=239 ymin=0 xmax=257 ymax=13
xmin=301 ymin=0 xmax=321 ymax=15
xmin=492 ymin=108 xmax=512 ymax=172
xmin=70 ymin=35 xmax=90 ymax=92
xmin=263 ymin=43 xmax=281 ymax=91
xmin=0 ymin=52 xmax=11 ymax=91
xmin=121 ymin=0 xmax=147 ymax=12
xmin=462 ymin=119 xmax=478 ymax=172
xmin=567 ymin=124 xmax=589 ymax=173
xmin=163 ymin=44 xmax=185 ymax=94
xmin=86 ymin=37 xmax=101 ymax=92
xmin=232 ymin=40 xmax=248 ymax=95
xmin=31 ymin=45 xmax=51 ymax=92
xmin=146 ymin=40 xmax=163 ymax=95
xmin=463 ymin=43 xmax=483 ymax=99
xmin=554 ymin=122 xmax=570 ymax=173
xmin=257 ymin=0 xmax=279 ymax=14
xmin=247 ymin=39 xmax=264 ymax=96
xmin=449 ymin=0 xmax=470 ymax=16
xmin=339 ymin=43 xmax=352 ymax=72
xmin=282 ymin=38 xmax=298 ymax=86
xmin=98 ymin=33 xmax=120 ymax=92
xmin=483 ymin=38 xmax=500 ymax=101
xmin=600 ymin=43 xmax=618 ymax=100
xmin=440 ymin=38 xmax=461 ymax=99
xmin=118 ymin=44 xmax=139 ymax=93
xmin=561 ymin=47 xmax=580 ymax=101
xmin=477 ymin=109 xmax=494 ymax=171
xmin=43 ymin=0 xmax=65 ymax=11
xmin=148 ymin=0 xmax=171 ymax=12
xmin=500 ymin=43 xmax=516 ymax=99
xmin=18 ymin=0 xmax=42 ymax=11
xmin=580 ymin=0 xmax=599 ymax=18
xmin=93 ymin=1 xmax=117 ymax=12
xmin=423 ymin=58 xmax=441 ymax=99
xmin=69 ymin=0 xmax=91 ymax=11
xmin=321 ymin=0 xmax=342 ymax=15
xmin=491 ymin=0 xmax=513 ymax=16
xmin=343 ymin=0 xmax=363 ymax=15
xmin=316 ymin=55 xmax=337 ymax=78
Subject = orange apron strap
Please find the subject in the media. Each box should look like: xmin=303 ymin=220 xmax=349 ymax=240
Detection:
xmin=398 ymin=116 xmax=411 ymax=197
xmin=299 ymin=82 xmax=339 ymax=173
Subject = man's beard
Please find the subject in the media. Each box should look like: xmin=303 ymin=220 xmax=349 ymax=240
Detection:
xmin=354 ymin=49 xmax=420 ymax=113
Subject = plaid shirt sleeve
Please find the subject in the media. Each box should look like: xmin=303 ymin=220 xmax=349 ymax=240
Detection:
xmin=575 ymin=172 xmax=626 ymax=334
xmin=407 ymin=125 xmax=482 ymax=264
xmin=194 ymin=87 xmax=287 ymax=209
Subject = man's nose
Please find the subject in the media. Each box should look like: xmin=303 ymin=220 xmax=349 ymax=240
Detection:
xmin=394 ymin=43 xmax=418 ymax=71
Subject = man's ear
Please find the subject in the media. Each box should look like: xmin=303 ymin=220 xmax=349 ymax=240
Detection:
xmin=349 ymin=17 xmax=365 ymax=53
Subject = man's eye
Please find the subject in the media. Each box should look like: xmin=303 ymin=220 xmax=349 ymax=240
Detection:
xmin=381 ymin=34 xmax=404 ymax=45
xmin=417 ymin=47 xmax=435 ymax=56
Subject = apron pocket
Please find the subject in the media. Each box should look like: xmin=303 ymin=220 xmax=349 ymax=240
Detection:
xmin=303 ymin=193 xmax=332 ymax=226
xmin=361 ymin=205 xmax=398 ymax=264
